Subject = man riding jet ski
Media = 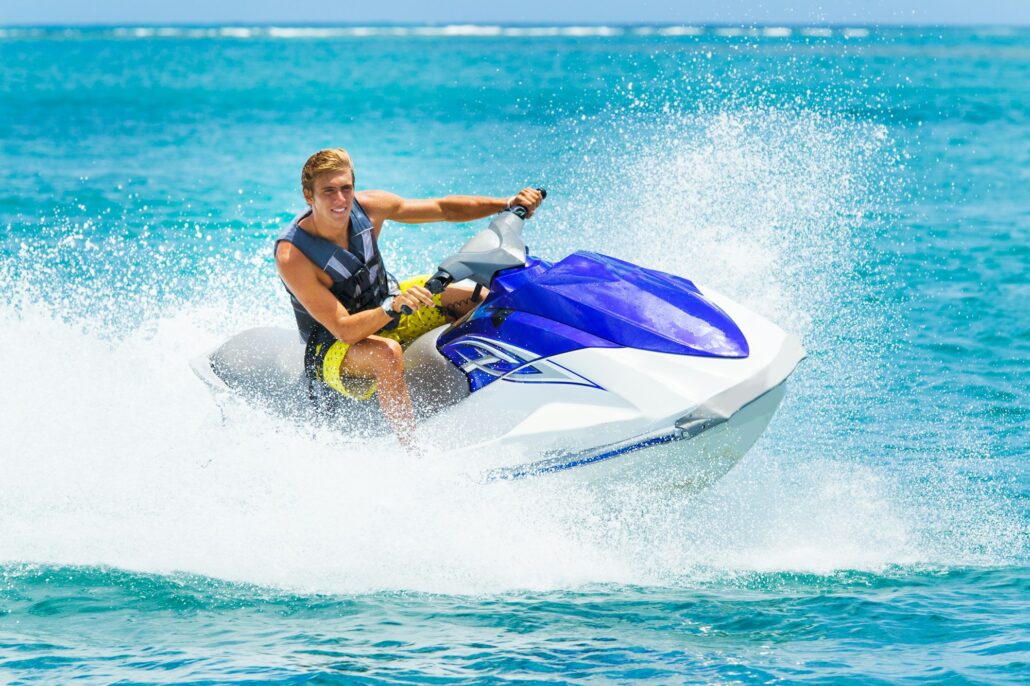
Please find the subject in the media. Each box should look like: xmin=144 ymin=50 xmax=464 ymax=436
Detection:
xmin=270 ymin=148 xmax=543 ymax=448
xmin=192 ymin=149 xmax=805 ymax=489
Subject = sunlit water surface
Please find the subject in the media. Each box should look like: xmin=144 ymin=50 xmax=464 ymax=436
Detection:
xmin=0 ymin=24 xmax=1026 ymax=684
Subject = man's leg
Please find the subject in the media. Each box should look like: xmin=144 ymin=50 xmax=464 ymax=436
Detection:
xmin=338 ymin=335 xmax=415 ymax=446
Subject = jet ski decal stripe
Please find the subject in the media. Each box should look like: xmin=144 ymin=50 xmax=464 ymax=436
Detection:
xmin=485 ymin=431 xmax=686 ymax=481
xmin=448 ymin=336 xmax=603 ymax=390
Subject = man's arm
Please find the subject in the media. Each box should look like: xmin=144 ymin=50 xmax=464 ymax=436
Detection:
xmin=275 ymin=242 xmax=432 ymax=345
xmin=359 ymin=187 xmax=543 ymax=228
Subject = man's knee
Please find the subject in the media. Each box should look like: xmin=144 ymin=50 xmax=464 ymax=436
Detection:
xmin=371 ymin=338 xmax=405 ymax=377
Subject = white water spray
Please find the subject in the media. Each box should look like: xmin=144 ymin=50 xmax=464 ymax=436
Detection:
xmin=0 ymin=108 xmax=1021 ymax=594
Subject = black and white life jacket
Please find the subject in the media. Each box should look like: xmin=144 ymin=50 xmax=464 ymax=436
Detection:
xmin=275 ymin=198 xmax=398 ymax=342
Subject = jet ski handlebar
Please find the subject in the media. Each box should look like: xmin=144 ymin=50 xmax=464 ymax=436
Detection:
xmin=423 ymin=271 xmax=453 ymax=296
xmin=510 ymin=187 xmax=547 ymax=219
xmin=422 ymin=187 xmax=547 ymax=296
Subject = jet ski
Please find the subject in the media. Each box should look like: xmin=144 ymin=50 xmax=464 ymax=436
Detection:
xmin=191 ymin=192 xmax=805 ymax=490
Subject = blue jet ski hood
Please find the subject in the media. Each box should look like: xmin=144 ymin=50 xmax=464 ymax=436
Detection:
xmin=482 ymin=251 xmax=749 ymax=358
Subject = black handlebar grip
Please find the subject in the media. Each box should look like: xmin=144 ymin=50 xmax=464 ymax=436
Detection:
xmin=510 ymin=188 xmax=547 ymax=218
xmin=424 ymin=270 xmax=452 ymax=295
xmin=398 ymin=271 xmax=451 ymax=314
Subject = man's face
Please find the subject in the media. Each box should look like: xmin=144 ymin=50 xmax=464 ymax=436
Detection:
xmin=307 ymin=169 xmax=355 ymax=229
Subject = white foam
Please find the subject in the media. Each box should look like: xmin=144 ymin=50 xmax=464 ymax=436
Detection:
xmin=0 ymin=285 xmax=1012 ymax=594
xmin=219 ymin=27 xmax=254 ymax=39
xmin=413 ymin=24 xmax=503 ymax=37
xmin=657 ymin=26 xmax=705 ymax=37
xmin=0 ymin=24 xmax=854 ymax=42
xmin=503 ymin=27 xmax=564 ymax=37
xmin=267 ymin=27 xmax=357 ymax=38
xmin=583 ymin=26 xmax=622 ymax=36
xmin=0 ymin=292 xmax=631 ymax=593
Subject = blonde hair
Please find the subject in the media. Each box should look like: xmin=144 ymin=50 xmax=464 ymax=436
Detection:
xmin=301 ymin=148 xmax=354 ymax=197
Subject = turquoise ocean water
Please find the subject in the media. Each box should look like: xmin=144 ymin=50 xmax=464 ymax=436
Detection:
xmin=0 ymin=24 xmax=1027 ymax=683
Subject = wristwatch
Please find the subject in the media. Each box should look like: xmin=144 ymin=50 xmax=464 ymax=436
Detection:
xmin=380 ymin=295 xmax=401 ymax=321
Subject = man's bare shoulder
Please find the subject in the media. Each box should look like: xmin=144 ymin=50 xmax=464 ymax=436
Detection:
xmin=275 ymin=240 xmax=313 ymax=273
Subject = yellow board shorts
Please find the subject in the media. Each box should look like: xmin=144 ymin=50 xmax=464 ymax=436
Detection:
xmin=311 ymin=275 xmax=448 ymax=400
